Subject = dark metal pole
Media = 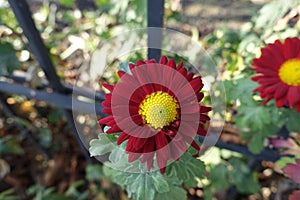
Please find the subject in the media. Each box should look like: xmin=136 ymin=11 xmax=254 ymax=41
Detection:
xmin=8 ymin=0 xmax=65 ymax=92
xmin=147 ymin=0 xmax=164 ymax=61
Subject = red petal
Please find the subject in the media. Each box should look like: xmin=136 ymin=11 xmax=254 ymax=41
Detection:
xmin=106 ymin=125 xmax=122 ymax=133
xmin=190 ymin=140 xmax=200 ymax=151
xmin=102 ymin=108 xmax=112 ymax=114
xmin=136 ymin=60 xmax=145 ymax=66
xmin=128 ymin=152 xmax=141 ymax=162
xmin=129 ymin=63 xmax=135 ymax=70
xmin=200 ymin=105 xmax=212 ymax=113
xmin=117 ymin=71 xmax=126 ymax=78
xmin=287 ymin=87 xmax=299 ymax=107
xmin=166 ymin=59 xmax=176 ymax=68
xmin=275 ymin=97 xmax=287 ymax=108
xmin=98 ymin=116 xmax=114 ymax=124
xmin=102 ymin=83 xmax=114 ymax=92
xmin=274 ymin=84 xmax=288 ymax=99
xmin=155 ymin=131 xmax=169 ymax=150
xmin=189 ymin=77 xmax=204 ymax=92
xmin=145 ymin=59 xmax=156 ymax=64
xmin=197 ymin=127 xmax=207 ymax=136
xmin=117 ymin=133 xmax=130 ymax=144
xmin=159 ymin=56 xmax=168 ymax=64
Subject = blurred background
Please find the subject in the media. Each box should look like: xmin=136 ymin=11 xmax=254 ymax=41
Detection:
xmin=1 ymin=0 xmax=300 ymax=199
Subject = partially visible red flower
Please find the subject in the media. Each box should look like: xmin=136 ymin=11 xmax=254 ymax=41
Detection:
xmin=251 ymin=37 xmax=300 ymax=112
xmin=99 ymin=56 xmax=211 ymax=173
xmin=284 ymin=159 xmax=300 ymax=183
xmin=289 ymin=190 xmax=300 ymax=200
xmin=269 ymin=138 xmax=300 ymax=155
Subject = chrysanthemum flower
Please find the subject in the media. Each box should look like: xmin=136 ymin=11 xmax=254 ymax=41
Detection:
xmin=99 ymin=56 xmax=211 ymax=173
xmin=252 ymin=37 xmax=300 ymax=112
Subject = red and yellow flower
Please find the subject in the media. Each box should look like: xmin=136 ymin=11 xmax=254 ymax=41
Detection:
xmin=99 ymin=56 xmax=211 ymax=173
xmin=252 ymin=37 xmax=300 ymax=112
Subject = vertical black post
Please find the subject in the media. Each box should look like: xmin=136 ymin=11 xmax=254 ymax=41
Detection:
xmin=147 ymin=0 xmax=164 ymax=61
xmin=8 ymin=0 xmax=92 ymax=163
xmin=8 ymin=0 xmax=65 ymax=92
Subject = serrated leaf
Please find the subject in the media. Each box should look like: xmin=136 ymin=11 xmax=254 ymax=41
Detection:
xmin=89 ymin=134 xmax=114 ymax=156
xmin=209 ymin=163 xmax=231 ymax=190
xmin=229 ymin=157 xmax=260 ymax=193
xmin=286 ymin=110 xmax=300 ymax=132
xmin=247 ymin=132 xmax=265 ymax=154
xmin=224 ymin=78 xmax=258 ymax=102
xmin=154 ymin=186 xmax=186 ymax=200
xmin=166 ymin=152 xmax=205 ymax=188
xmin=151 ymin=174 xmax=169 ymax=193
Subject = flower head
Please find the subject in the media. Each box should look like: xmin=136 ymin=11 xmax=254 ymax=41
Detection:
xmin=99 ymin=56 xmax=211 ymax=173
xmin=251 ymin=37 xmax=300 ymax=112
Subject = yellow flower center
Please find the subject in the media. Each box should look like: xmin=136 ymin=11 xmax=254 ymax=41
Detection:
xmin=139 ymin=91 xmax=179 ymax=129
xmin=278 ymin=59 xmax=300 ymax=86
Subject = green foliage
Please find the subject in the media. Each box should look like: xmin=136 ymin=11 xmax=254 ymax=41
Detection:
xmin=0 ymin=137 xmax=24 ymax=155
xmin=206 ymin=157 xmax=260 ymax=194
xmin=0 ymin=42 xmax=19 ymax=75
xmin=255 ymin=0 xmax=300 ymax=28
xmin=166 ymin=152 xmax=205 ymax=188
xmin=47 ymin=108 xmax=64 ymax=124
xmin=284 ymin=110 xmax=300 ymax=132
xmin=27 ymin=185 xmax=70 ymax=200
xmin=0 ymin=189 xmax=18 ymax=200
xmin=89 ymin=133 xmax=115 ymax=157
xmin=65 ymin=181 xmax=89 ymax=200
xmin=85 ymin=164 xmax=103 ymax=181
xmin=59 ymin=0 xmax=74 ymax=7
xmin=37 ymin=128 xmax=52 ymax=148
xmin=103 ymin=166 xmax=186 ymax=200
xmin=228 ymin=158 xmax=260 ymax=193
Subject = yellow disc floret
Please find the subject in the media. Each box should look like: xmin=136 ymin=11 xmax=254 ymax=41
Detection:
xmin=278 ymin=59 xmax=300 ymax=86
xmin=139 ymin=91 xmax=179 ymax=129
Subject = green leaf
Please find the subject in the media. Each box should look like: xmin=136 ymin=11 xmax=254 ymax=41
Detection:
xmin=59 ymin=0 xmax=74 ymax=7
xmin=154 ymin=186 xmax=186 ymax=200
xmin=255 ymin=0 xmax=295 ymax=28
xmin=166 ymin=152 xmax=205 ymax=188
xmin=37 ymin=128 xmax=52 ymax=148
xmin=0 ymin=189 xmax=18 ymax=200
xmin=229 ymin=158 xmax=260 ymax=193
xmin=151 ymin=174 xmax=169 ymax=193
xmin=89 ymin=134 xmax=115 ymax=156
xmin=85 ymin=164 xmax=102 ymax=181
xmin=0 ymin=137 xmax=24 ymax=155
xmin=224 ymin=78 xmax=258 ymax=102
xmin=0 ymin=42 xmax=19 ymax=75
xmin=209 ymin=163 xmax=231 ymax=190
xmin=285 ymin=110 xmax=300 ymax=132
xmin=275 ymin=157 xmax=297 ymax=168
xmin=47 ymin=108 xmax=64 ymax=124
xmin=247 ymin=132 xmax=265 ymax=154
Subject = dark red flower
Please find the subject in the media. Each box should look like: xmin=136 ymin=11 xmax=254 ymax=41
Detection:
xmin=251 ymin=37 xmax=300 ymax=112
xmin=99 ymin=56 xmax=211 ymax=173
xmin=289 ymin=190 xmax=300 ymax=200
xmin=284 ymin=159 xmax=300 ymax=183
